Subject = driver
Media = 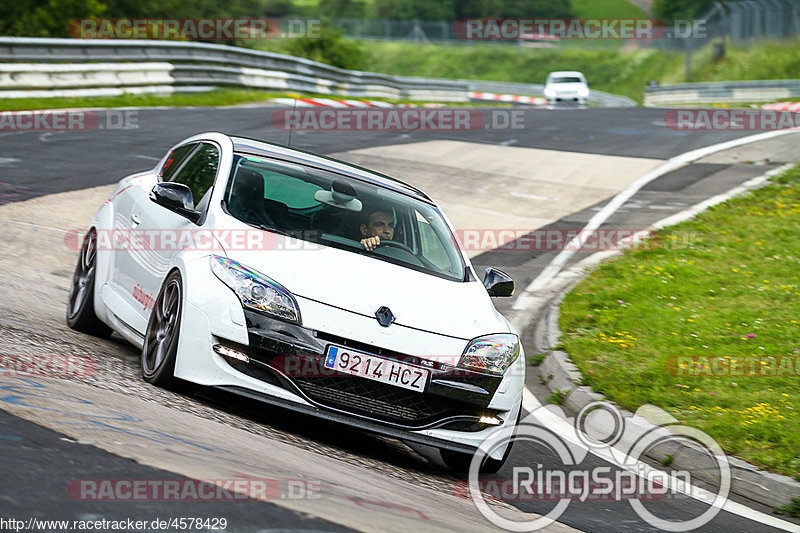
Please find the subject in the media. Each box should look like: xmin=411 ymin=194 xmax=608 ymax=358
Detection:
xmin=360 ymin=209 xmax=395 ymax=251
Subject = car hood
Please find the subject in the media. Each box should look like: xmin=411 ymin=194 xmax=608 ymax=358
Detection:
xmin=224 ymin=237 xmax=510 ymax=341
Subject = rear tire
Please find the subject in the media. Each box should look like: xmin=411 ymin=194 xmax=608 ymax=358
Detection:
xmin=66 ymin=229 xmax=112 ymax=337
xmin=141 ymin=271 xmax=183 ymax=387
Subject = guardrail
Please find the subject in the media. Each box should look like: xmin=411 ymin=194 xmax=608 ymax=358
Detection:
xmin=462 ymin=79 xmax=636 ymax=108
xmin=0 ymin=37 xmax=634 ymax=106
xmin=645 ymin=79 xmax=800 ymax=106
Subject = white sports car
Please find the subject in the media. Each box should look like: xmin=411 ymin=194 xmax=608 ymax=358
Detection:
xmin=544 ymin=70 xmax=590 ymax=105
xmin=66 ymin=132 xmax=524 ymax=472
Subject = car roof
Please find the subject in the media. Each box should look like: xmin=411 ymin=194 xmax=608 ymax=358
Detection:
xmin=228 ymin=135 xmax=434 ymax=204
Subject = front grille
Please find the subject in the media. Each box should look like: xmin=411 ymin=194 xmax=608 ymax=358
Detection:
xmin=292 ymin=375 xmax=480 ymax=427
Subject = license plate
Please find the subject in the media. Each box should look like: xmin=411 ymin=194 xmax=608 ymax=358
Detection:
xmin=323 ymin=345 xmax=428 ymax=393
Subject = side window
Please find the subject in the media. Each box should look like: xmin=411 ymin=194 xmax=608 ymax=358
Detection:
xmin=169 ymin=143 xmax=219 ymax=205
xmin=160 ymin=144 xmax=196 ymax=181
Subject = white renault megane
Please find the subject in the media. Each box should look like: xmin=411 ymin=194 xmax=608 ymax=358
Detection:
xmin=66 ymin=132 xmax=524 ymax=472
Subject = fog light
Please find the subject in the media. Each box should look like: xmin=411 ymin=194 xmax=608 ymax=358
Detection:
xmin=479 ymin=415 xmax=502 ymax=426
xmin=213 ymin=344 xmax=249 ymax=363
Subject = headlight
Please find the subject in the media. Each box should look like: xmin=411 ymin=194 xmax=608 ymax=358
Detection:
xmin=210 ymin=255 xmax=301 ymax=324
xmin=544 ymin=88 xmax=555 ymax=98
xmin=459 ymin=333 xmax=520 ymax=375
xmin=578 ymin=87 xmax=590 ymax=97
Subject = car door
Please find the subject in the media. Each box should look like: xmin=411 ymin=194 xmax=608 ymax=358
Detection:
xmin=102 ymin=143 xmax=198 ymax=331
xmin=126 ymin=141 xmax=221 ymax=330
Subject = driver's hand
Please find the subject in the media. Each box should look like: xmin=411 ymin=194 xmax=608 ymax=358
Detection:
xmin=361 ymin=236 xmax=380 ymax=251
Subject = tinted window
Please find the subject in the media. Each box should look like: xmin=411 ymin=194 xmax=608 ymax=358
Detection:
xmin=169 ymin=143 xmax=219 ymax=205
xmin=160 ymin=144 xmax=196 ymax=181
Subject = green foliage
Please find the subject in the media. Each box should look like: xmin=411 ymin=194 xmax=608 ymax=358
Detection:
xmin=284 ymin=23 xmax=365 ymax=69
xmin=0 ymin=0 xmax=299 ymax=37
xmin=547 ymin=389 xmax=569 ymax=405
xmin=570 ymin=0 xmax=646 ymax=19
xmin=260 ymin=0 xmax=303 ymax=17
xmin=528 ymin=353 xmax=547 ymax=365
xmin=652 ymin=0 xmax=716 ymax=22
xmin=318 ymin=0 xmax=367 ymax=19
xmin=370 ymin=0 xmax=574 ymax=21
xmin=774 ymin=498 xmax=800 ymax=518
xmin=371 ymin=0 xmax=454 ymax=21
xmin=0 ymin=0 xmax=106 ymax=37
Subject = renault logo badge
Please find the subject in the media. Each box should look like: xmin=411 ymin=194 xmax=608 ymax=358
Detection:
xmin=375 ymin=306 xmax=395 ymax=327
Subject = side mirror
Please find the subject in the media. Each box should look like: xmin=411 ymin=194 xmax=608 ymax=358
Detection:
xmin=150 ymin=183 xmax=201 ymax=223
xmin=483 ymin=267 xmax=514 ymax=297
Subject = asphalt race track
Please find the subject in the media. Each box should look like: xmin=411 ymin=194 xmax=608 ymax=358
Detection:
xmin=1 ymin=105 xmax=799 ymax=533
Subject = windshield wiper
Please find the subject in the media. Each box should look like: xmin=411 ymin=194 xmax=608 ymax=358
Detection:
xmin=257 ymin=224 xmax=296 ymax=238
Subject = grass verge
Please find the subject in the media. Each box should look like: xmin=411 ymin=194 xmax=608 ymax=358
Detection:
xmin=0 ymin=88 xmax=514 ymax=112
xmin=253 ymin=37 xmax=800 ymax=103
xmin=559 ymin=164 xmax=800 ymax=479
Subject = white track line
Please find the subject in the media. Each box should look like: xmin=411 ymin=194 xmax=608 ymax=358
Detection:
xmin=521 ymin=390 xmax=800 ymax=532
xmin=513 ymin=130 xmax=800 ymax=531
xmin=512 ymin=128 xmax=800 ymax=312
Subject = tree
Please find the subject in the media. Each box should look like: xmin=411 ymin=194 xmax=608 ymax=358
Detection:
xmin=652 ymin=0 xmax=716 ymax=22
xmin=318 ymin=0 xmax=367 ymax=19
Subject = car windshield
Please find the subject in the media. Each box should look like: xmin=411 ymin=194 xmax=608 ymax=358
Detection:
xmin=550 ymin=76 xmax=584 ymax=84
xmin=223 ymin=154 xmax=466 ymax=281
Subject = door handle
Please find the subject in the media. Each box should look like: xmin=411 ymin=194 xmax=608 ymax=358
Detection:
xmin=131 ymin=213 xmax=141 ymax=225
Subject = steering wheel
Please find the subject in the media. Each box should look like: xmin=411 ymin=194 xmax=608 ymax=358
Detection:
xmin=377 ymin=239 xmax=415 ymax=254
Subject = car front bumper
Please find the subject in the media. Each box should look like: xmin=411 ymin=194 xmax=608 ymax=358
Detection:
xmin=210 ymin=310 xmax=522 ymax=456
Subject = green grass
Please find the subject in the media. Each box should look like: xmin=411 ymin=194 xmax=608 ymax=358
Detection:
xmin=559 ymin=165 xmax=800 ymax=479
xmin=253 ymin=37 xmax=800 ymax=103
xmin=570 ymin=0 xmax=647 ymax=19
xmin=0 ymin=89 xmax=292 ymax=112
xmin=0 ymin=88 xmax=512 ymax=112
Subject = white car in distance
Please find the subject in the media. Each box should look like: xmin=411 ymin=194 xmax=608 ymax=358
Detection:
xmin=544 ymin=71 xmax=590 ymax=106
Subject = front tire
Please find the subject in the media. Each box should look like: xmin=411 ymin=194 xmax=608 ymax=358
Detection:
xmin=66 ymin=229 xmax=112 ymax=337
xmin=141 ymin=271 xmax=183 ymax=387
